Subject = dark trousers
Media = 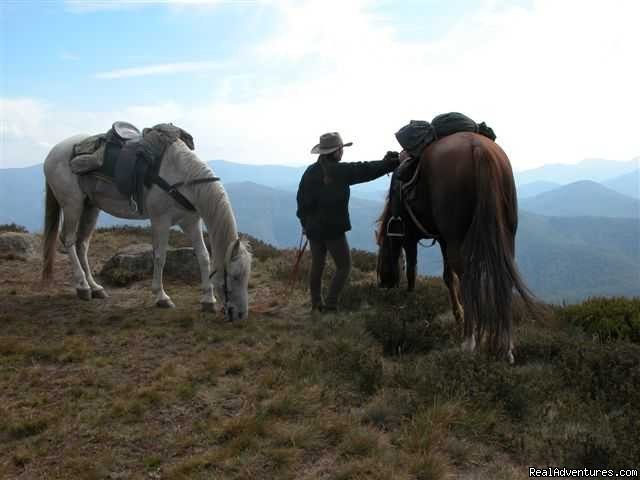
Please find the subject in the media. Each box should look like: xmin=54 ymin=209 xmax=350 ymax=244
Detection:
xmin=309 ymin=234 xmax=352 ymax=310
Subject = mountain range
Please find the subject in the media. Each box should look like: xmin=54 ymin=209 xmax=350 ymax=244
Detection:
xmin=519 ymin=180 xmax=640 ymax=218
xmin=1 ymin=157 xmax=638 ymax=303
xmin=514 ymin=157 xmax=639 ymax=185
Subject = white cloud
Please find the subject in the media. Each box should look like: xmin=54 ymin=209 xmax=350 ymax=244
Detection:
xmin=60 ymin=51 xmax=80 ymax=61
xmin=5 ymin=0 xmax=640 ymax=171
xmin=0 ymin=98 xmax=188 ymax=167
xmin=93 ymin=61 xmax=224 ymax=79
xmin=246 ymin=0 xmax=640 ymax=170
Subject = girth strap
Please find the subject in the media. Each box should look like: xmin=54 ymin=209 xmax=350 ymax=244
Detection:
xmin=150 ymin=175 xmax=220 ymax=211
xmin=402 ymin=197 xmax=439 ymax=244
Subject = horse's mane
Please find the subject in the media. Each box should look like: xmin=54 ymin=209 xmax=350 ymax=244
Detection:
xmin=167 ymin=141 xmax=240 ymax=266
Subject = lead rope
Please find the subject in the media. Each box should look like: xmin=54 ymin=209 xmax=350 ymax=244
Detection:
xmin=290 ymin=230 xmax=308 ymax=286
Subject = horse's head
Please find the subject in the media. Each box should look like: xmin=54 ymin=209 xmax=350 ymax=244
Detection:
xmin=213 ymin=239 xmax=252 ymax=321
xmin=376 ymin=204 xmax=405 ymax=289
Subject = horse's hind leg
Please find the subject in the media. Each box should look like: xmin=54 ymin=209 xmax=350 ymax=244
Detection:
xmin=60 ymin=200 xmax=92 ymax=300
xmin=180 ymin=218 xmax=216 ymax=312
xmin=443 ymin=243 xmax=475 ymax=352
xmin=76 ymin=203 xmax=108 ymax=298
xmin=441 ymin=243 xmax=464 ymax=324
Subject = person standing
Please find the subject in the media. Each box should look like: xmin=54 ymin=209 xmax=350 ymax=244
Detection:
xmin=296 ymin=132 xmax=400 ymax=314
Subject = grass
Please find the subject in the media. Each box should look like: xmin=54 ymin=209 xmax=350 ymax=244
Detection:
xmin=1 ymin=229 xmax=638 ymax=479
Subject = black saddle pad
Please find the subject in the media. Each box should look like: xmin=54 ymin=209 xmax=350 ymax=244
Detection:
xmin=113 ymin=139 xmax=145 ymax=197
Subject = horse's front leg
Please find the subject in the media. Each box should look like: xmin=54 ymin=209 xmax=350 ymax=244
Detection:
xmin=404 ymin=240 xmax=418 ymax=292
xmin=151 ymin=219 xmax=174 ymax=308
xmin=180 ymin=218 xmax=216 ymax=312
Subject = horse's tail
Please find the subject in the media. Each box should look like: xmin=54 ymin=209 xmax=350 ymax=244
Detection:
xmin=461 ymin=143 xmax=537 ymax=358
xmin=42 ymin=182 xmax=61 ymax=283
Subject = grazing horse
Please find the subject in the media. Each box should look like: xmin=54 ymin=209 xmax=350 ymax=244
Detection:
xmin=376 ymin=132 xmax=535 ymax=362
xmin=42 ymin=135 xmax=251 ymax=321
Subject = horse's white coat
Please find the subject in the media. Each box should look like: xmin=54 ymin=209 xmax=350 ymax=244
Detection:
xmin=43 ymin=135 xmax=251 ymax=320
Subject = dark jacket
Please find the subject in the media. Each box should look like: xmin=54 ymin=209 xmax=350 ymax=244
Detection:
xmin=296 ymin=157 xmax=399 ymax=240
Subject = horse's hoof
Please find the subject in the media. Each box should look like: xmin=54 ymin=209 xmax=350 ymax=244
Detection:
xmin=92 ymin=289 xmax=109 ymax=299
xmin=507 ymin=351 xmax=515 ymax=365
xmin=201 ymin=302 xmax=216 ymax=313
xmin=77 ymin=288 xmax=92 ymax=301
xmin=156 ymin=299 xmax=176 ymax=309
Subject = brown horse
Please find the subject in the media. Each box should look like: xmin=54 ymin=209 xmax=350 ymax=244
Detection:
xmin=376 ymin=132 xmax=536 ymax=362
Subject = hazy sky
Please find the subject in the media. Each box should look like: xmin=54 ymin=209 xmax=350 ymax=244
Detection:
xmin=1 ymin=0 xmax=639 ymax=170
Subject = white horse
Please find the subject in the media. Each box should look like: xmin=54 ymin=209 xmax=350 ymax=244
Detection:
xmin=42 ymin=134 xmax=252 ymax=321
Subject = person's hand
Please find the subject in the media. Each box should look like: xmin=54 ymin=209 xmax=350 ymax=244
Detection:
xmin=383 ymin=150 xmax=399 ymax=162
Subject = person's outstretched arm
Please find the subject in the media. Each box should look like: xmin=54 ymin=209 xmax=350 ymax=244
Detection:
xmin=341 ymin=152 xmax=400 ymax=185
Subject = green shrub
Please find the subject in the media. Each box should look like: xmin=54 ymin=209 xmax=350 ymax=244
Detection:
xmin=351 ymin=248 xmax=378 ymax=273
xmin=558 ymin=297 xmax=640 ymax=343
xmin=0 ymin=223 xmax=28 ymax=234
xmin=361 ymin=279 xmax=451 ymax=355
xmin=290 ymin=336 xmax=383 ymax=397
xmin=96 ymin=224 xmax=150 ymax=236
xmin=241 ymin=234 xmax=280 ymax=262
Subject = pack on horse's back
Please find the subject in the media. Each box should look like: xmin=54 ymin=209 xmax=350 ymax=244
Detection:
xmin=70 ymin=121 xmax=207 ymax=215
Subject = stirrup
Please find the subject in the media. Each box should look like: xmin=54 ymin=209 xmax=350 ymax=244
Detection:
xmin=129 ymin=196 xmax=139 ymax=213
xmin=386 ymin=216 xmax=405 ymax=238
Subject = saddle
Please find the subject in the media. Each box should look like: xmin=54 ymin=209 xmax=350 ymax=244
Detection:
xmin=71 ymin=122 xmax=201 ymax=214
xmin=386 ymin=113 xmax=497 ymax=238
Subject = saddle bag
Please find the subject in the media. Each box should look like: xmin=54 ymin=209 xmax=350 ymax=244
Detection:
xmin=70 ymin=134 xmax=107 ymax=174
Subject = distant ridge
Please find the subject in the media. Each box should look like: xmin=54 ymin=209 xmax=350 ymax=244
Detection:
xmin=604 ymin=169 xmax=639 ymax=199
xmin=517 ymin=181 xmax=561 ymax=198
xmin=520 ymin=180 xmax=640 ymax=218
xmin=515 ymin=157 xmax=639 ymax=185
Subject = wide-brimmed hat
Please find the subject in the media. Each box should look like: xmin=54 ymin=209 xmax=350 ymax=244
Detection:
xmin=310 ymin=132 xmax=353 ymax=154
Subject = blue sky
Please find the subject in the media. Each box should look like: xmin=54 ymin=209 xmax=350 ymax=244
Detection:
xmin=1 ymin=0 xmax=639 ymax=169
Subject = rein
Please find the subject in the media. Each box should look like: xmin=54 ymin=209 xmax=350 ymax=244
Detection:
xmin=151 ymin=175 xmax=220 ymax=211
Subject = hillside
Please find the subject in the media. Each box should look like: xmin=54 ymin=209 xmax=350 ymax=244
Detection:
xmin=516 ymin=212 xmax=640 ymax=302
xmin=1 ymin=226 xmax=639 ymax=479
xmin=519 ymin=180 xmax=640 ymax=218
